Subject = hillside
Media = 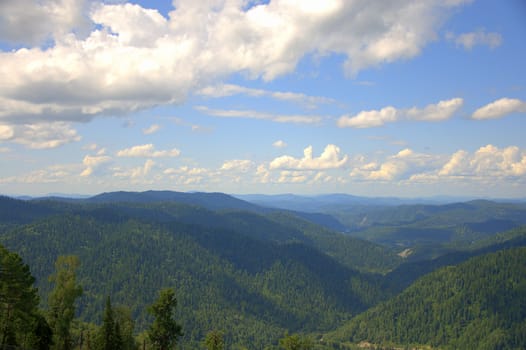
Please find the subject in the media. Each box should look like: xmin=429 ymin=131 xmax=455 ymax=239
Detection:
xmin=326 ymin=247 xmax=526 ymax=349
xmin=0 ymin=195 xmax=395 ymax=348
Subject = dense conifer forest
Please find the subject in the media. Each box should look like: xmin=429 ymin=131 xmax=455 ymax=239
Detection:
xmin=1 ymin=192 xmax=525 ymax=349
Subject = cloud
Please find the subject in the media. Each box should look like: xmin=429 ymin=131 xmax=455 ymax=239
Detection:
xmin=82 ymin=143 xmax=98 ymax=151
xmin=7 ymin=122 xmax=81 ymax=149
xmin=196 ymin=106 xmax=323 ymax=124
xmin=337 ymin=106 xmax=397 ymax=128
xmin=273 ymin=140 xmax=287 ymax=148
xmin=0 ymin=164 xmax=76 ymax=184
xmin=143 ymin=124 xmax=161 ymax=135
xmin=337 ymin=98 xmax=462 ymax=128
xmin=116 ymin=144 xmax=181 ymax=158
xmin=277 ymin=170 xmax=309 ymax=184
xmin=163 ymin=166 xmax=208 ymax=176
xmin=0 ymin=1 xmax=467 ymax=124
xmin=0 ymin=0 xmax=90 ymax=45
xmin=114 ymin=159 xmax=156 ymax=180
xmin=472 ymin=98 xmax=526 ymax=120
xmin=270 ymin=144 xmax=348 ymax=170
xmin=220 ymin=159 xmax=254 ymax=172
xmin=0 ymin=125 xmax=14 ymax=140
xmin=256 ymin=164 xmax=271 ymax=184
xmin=350 ymin=148 xmax=440 ymax=181
xmin=163 ymin=166 xmax=212 ymax=186
xmin=406 ymin=98 xmax=463 ymax=121
xmin=80 ymin=153 xmax=112 ymax=177
xmin=198 ymin=83 xmax=334 ymax=108
xmin=438 ymin=150 xmax=469 ymax=176
xmin=447 ymin=29 xmax=502 ymax=50
xmin=438 ymin=145 xmax=526 ymax=178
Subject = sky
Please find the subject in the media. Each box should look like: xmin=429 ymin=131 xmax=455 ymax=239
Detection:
xmin=0 ymin=0 xmax=525 ymax=198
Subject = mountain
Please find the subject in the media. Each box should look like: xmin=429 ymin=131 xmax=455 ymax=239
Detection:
xmin=30 ymin=190 xmax=348 ymax=233
xmin=0 ymin=195 xmax=396 ymax=348
xmin=325 ymin=247 xmax=526 ymax=349
xmin=85 ymin=190 xmax=264 ymax=212
xmin=0 ymin=195 xmax=58 ymax=224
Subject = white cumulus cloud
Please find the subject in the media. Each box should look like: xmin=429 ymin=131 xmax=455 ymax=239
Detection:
xmin=472 ymin=98 xmax=526 ymax=120
xmin=406 ymin=98 xmax=463 ymax=121
xmin=350 ymin=148 xmax=440 ymax=181
xmin=438 ymin=145 xmax=526 ymax=178
xmin=80 ymin=153 xmax=112 ymax=177
xmin=270 ymin=144 xmax=348 ymax=170
xmin=337 ymin=106 xmax=398 ymax=128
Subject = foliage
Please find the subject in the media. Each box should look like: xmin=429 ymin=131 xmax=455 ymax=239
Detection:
xmin=0 ymin=244 xmax=51 ymax=349
xmin=97 ymin=296 xmax=123 ymax=350
xmin=203 ymin=330 xmax=225 ymax=350
xmin=279 ymin=333 xmax=313 ymax=350
xmin=147 ymin=288 xmax=183 ymax=350
xmin=48 ymin=255 xmax=83 ymax=350
xmin=327 ymin=247 xmax=526 ymax=349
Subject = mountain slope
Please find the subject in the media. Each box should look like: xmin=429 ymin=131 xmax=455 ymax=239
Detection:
xmin=326 ymin=247 xmax=526 ymax=349
xmin=0 ymin=198 xmax=392 ymax=348
xmin=85 ymin=190 xmax=264 ymax=212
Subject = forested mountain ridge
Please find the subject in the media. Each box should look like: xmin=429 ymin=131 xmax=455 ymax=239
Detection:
xmin=238 ymin=193 xmax=526 ymax=261
xmin=326 ymin=247 xmax=526 ymax=349
xmin=0 ymin=195 xmax=395 ymax=348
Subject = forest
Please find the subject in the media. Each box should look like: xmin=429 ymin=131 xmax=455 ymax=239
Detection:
xmin=1 ymin=191 xmax=526 ymax=349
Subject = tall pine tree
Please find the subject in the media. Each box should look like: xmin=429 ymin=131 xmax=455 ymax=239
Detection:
xmin=147 ymin=288 xmax=183 ymax=350
xmin=98 ymin=296 xmax=123 ymax=350
xmin=0 ymin=244 xmax=52 ymax=349
xmin=48 ymin=255 xmax=83 ymax=350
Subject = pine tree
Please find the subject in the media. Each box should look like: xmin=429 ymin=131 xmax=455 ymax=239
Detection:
xmin=99 ymin=296 xmax=122 ymax=350
xmin=48 ymin=255 xmax=83 ymax=350
xmin=0 ymin=244 xmax=42 ymax=348
xmin=147 ymin=288 xmax=183 ymax=350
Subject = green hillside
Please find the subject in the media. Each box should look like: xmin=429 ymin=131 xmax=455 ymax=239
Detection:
xmin=0 ymin=196 xmax=394 ymax=348
xmin=326 ymin=247 xmax=526 ymax=349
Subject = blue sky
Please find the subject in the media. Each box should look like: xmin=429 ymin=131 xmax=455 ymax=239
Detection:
xmin=0 ymin=0 xmax=525 ymax=198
